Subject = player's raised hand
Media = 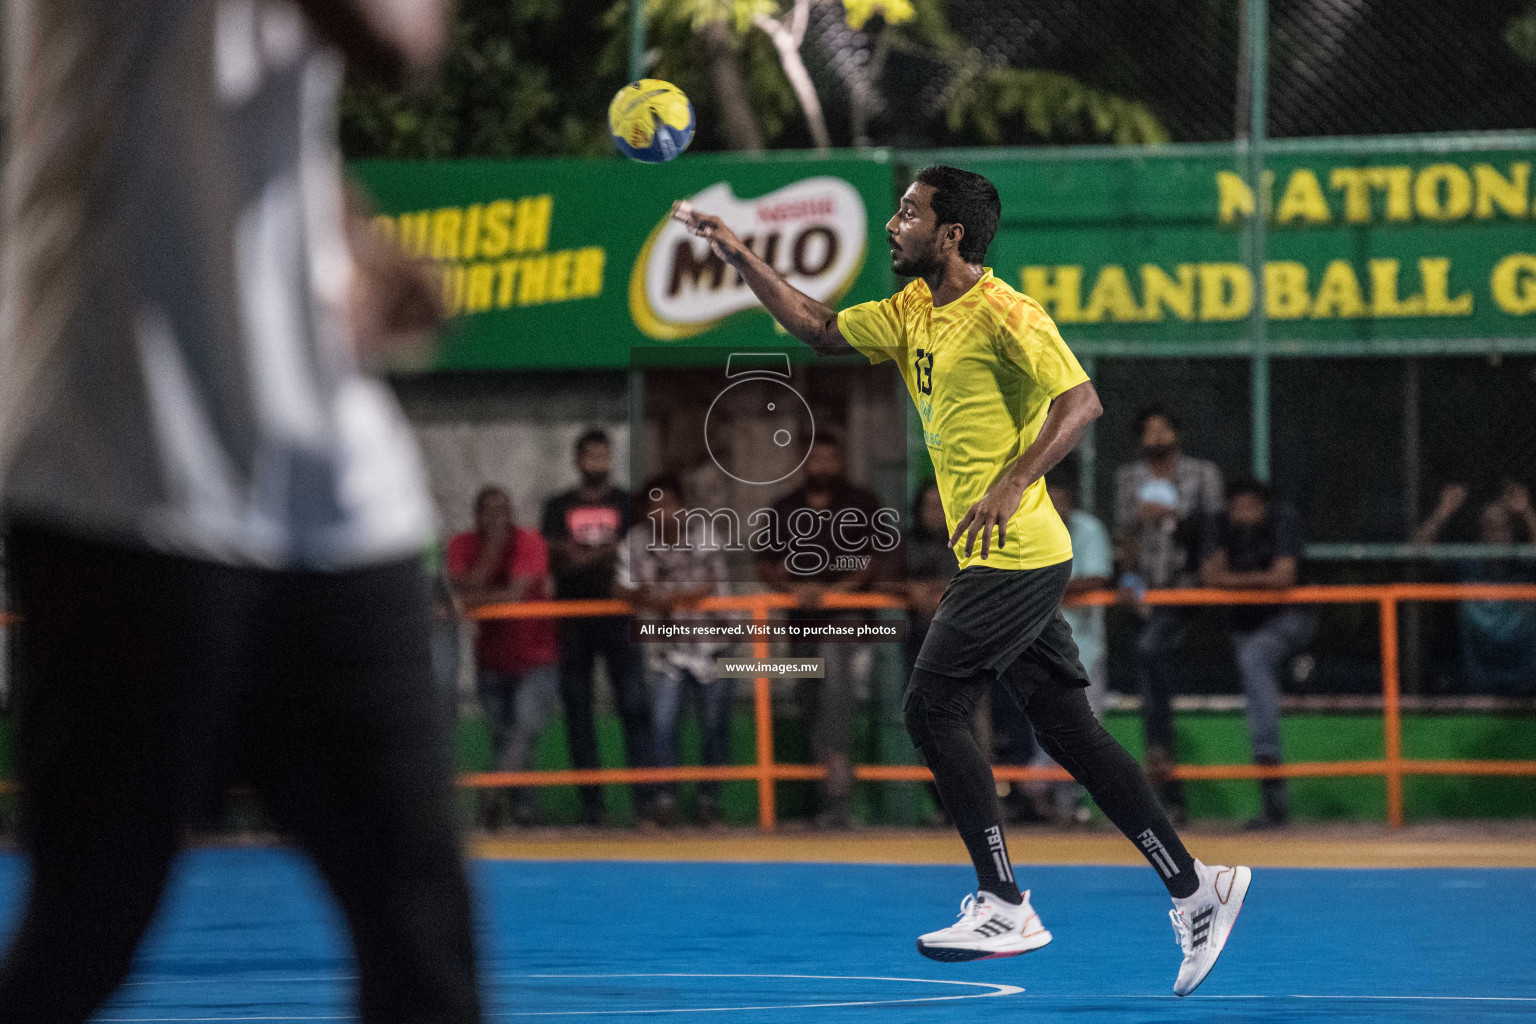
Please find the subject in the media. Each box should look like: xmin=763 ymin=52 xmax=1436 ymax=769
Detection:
xmin=671 ymin=202 xmax=748 ymax=266
xmin=949 ymin=479 xmax=1026 ymax=561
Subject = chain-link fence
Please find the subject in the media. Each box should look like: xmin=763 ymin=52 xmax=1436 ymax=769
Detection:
xmin=795 ymin=0 xmax=1536 ymax=147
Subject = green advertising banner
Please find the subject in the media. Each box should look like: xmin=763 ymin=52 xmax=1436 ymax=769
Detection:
xmin=935 ymin=133 xmax=1536 ymax=355
xmin=352 ymin=153 xmax=895 ymax=369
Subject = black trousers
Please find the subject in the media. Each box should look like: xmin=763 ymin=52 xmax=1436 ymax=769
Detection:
xmin=0 ymin=524 xmax=481 ymax=1024
xmin=557 ymin=615 xmax=654 ymax=815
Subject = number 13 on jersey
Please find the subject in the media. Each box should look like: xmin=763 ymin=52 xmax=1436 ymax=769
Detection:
xmin=914 ymin=348 xmax=934 ymax=395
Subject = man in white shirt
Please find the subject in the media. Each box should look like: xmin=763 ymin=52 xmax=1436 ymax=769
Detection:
xmin=0 ymin=3 xmax=479 ymax=1022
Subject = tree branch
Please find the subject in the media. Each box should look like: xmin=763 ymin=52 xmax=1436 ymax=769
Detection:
xmin=754 ymin=10 xmax=831 ymax=150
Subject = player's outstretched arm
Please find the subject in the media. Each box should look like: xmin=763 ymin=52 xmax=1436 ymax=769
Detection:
xmin=673 ymin=204 xmax=853 ymax=356
xmin=950 ymin=380 xmax=1103 ymax=560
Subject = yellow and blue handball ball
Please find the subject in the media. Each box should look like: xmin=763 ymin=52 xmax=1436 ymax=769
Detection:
xmin=608 ymin=79 xmax=695 ymax=163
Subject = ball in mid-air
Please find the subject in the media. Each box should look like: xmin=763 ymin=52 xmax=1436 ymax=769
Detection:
xmin=609 ymin=79 xmax=695 ymax=163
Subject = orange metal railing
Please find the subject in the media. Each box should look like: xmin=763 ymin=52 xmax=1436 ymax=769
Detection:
xmin=460 ymin=583 xmax=1536 ymax=830
xmin=3 ymin=584 xmax=1534 ymax=825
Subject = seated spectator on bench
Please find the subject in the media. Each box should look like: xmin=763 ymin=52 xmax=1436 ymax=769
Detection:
xmin=617 ymin=477 xmax=734 ymax=826
xmin=1200 ymin=478 xmax=1315 ymax=830
xmin=1414 ymin=481 xmax=1536 ymax=694
xmin=448 ymin=486 xmax=559 ymax=828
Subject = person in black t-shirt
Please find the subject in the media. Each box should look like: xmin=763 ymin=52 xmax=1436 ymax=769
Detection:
xmin=1199 ymin=478 xmax=1315 ymax=830
xmin=540 ymin=429 xmax=653 ymax=825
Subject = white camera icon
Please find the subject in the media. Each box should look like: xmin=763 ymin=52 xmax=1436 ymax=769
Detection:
xmin=704 ymin=352 xmax=816 ymax=486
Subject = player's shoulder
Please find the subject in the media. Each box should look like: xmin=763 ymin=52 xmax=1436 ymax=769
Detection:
xmin=892 ymin=277 xmax=928 ymax=310
xmin=977 ymin=272 xmax=1054 ymax=335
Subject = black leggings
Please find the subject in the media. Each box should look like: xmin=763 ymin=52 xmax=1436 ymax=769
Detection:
xmin=904 ymin=662 xmax=1197 ymax=899
xmin=0 ymin=524 xmax=481 ymax=1024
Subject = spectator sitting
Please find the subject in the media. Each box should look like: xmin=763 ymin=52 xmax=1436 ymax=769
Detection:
xmin=1113 ymin=403 xmax=1224 ymax=820
xmin=541 ymin=428 xmax=655 ymax=826
xmin=1199 ymin=478 xmax=1315 ymax=830
xmin=1413 ymin=481 xmax=1536 ymax=694
xmin=447 ymin=486 xmax=559 ymax=829
xmin=617 ymin=476 xmax=734 ymax=826
xmin=756 ymin=435 xmax=881 ymax=829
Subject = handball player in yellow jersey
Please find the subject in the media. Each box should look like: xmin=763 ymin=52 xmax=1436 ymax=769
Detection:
xmin=675 ymin=166 xmax=1249 ymax=995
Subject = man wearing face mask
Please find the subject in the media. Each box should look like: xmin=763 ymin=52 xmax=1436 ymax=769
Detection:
xmin=541 ymin=429 xmax=654 ymax=825
xmin=1113 ymin=405 xmax=1224 ymax=820
xmin=1199 ymin=479 xmax=1314 ymax=829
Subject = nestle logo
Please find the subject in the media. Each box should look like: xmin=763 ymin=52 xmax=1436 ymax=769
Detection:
xmin=756 ymin=197 xmax=835 ymax=222
xmin=630 ymin=178 xmax=867 ymax=339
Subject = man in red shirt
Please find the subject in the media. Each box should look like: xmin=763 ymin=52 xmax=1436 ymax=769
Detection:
xmin=448 ymin=487 xmax=559 ymax=828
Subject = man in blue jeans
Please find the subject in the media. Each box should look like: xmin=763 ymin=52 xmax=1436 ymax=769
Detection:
xmin=1199 ymin=479 xmax=1315 ymax=829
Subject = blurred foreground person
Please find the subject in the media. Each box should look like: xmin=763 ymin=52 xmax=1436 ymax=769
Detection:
xmin=0 ymin=2 xmax=480 ymax=1023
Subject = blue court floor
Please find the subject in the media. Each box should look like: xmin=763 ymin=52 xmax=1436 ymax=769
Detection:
xmin=1 ymin=849 xmax=1534 ymax=1022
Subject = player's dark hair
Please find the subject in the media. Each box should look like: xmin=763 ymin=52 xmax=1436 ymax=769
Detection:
xmin=915 ymin=165 xmax=1001 ymax=264
xmin=1226 ymin=477 xmax=1273 ymax=505
xmin=575 ymin=428 xmax=611 ymax=456
xmin=474 ymin=485 xmax=509 ymax=515
xmin=1134 ymin=403 xmax=1184 ymax=437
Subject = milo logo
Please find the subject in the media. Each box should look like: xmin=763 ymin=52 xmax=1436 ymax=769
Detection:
xmin=629 ymin=177 xmax=868 ymax=340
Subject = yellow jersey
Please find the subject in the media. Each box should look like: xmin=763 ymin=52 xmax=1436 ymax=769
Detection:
xmin=837 ymin=269 xmax=1089 ymax=572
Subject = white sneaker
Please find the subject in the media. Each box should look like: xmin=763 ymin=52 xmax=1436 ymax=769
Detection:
xmin=916 ymin=890 xmax=1053 ymax=962
xmin=1170 ymin=860 xmax=1252 ymax=996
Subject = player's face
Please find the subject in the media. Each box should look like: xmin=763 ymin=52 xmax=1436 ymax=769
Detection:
xmin=886 ymin=184 xmax=943 ymax=278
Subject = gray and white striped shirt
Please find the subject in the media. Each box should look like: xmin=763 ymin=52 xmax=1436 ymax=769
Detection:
xmin=0 ymin=0 xmax=433 ymax=569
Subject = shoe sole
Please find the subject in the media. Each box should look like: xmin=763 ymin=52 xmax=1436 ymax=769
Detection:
xmin=916 ymin=928 xmax=1053 ymax=963
xmin=1175 ymin=866 xmax=1252 ymax=997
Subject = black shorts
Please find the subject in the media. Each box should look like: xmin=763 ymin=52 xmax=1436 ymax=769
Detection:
xmin=914 ymin=559 xmax=1089 ymax=687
